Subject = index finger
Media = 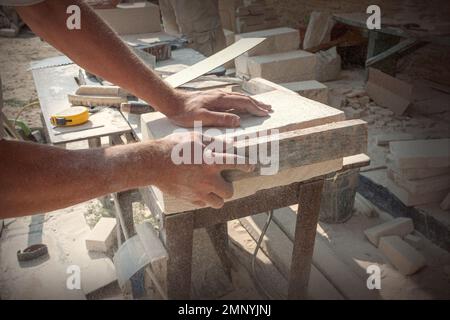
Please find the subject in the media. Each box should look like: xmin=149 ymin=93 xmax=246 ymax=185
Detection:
xmin=213 ymin=94 xmax=272 ymax=116
xmin=226 ymin=92 xmax=272 ymax=111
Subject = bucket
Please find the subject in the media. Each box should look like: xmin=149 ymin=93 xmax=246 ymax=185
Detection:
xmin=319 ymin=168 xmax=360 ymax=224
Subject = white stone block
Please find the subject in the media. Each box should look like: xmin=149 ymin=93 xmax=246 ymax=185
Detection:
xmin=379 ymin=235 xmax=426 ymax=275
xmin=281 ymin=80 xmax=328 ymax=104
xmin=246 ymin=50 xmax=317 ymax=83
xmin=85 ymin=217 xmax=117 ymax=253
xmin=364 ymin=217 xmax=414 ymax=246
xmin=235 ymin=27 xmax=299 ymax=56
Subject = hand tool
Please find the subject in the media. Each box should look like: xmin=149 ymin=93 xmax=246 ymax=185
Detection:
xmin=50 ymin=106 xmax=90 ymax=126
xmin=120 ymin=101 xmax=154 ymax=114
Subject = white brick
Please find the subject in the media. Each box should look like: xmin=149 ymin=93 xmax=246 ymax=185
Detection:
xmin=81 ymin=258 xmax=117 ymax=295
xmin=379 ymin=236 xmax=426 ymax=275
xmin=364 ymin=217 xmax=414 ymax=246
xmin=242 ymin=77 xmax=296 ymax=95
xmin=235 ymin=55 xmax=250 ymax=77
xmin=95 ymin=2 xmax=161 ymax=35
xmin=246 ymin=50 xmax=317 ymax=83
xmin=85 ymin=217 xmax=117 ymax=253
xmin=280 ymin=80 xmax=328 ymax=104
xmin=235 ymin=27 xmax=299 ymax=56
xmin=386 ymin=177 xmax=449 ymax=207
xmin=404 ymin=234 xmax=423 ymax=250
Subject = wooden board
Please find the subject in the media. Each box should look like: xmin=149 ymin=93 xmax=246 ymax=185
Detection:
xmin=164 ymin=38 xmax=266 ymax=88
xmin=32 ymin=64 xmax=132 ymax=145
xmin=226 ymin=119 xmax=367 ymax=181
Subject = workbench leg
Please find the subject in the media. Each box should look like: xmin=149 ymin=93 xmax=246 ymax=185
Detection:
xmin=206 ymin=222 xmax=232 ymax=280
xmin=113 ymin=191 xmax=136 ymax=240
xmin=161 ymin=213 xmax=194 ymax=299
xmin=288 ymin=179 xmax=324 ymax=300
xmin=88 ymin=137 xmax=101 ymax=148
xmin=113 ymin=190 xmax=146 ymax=298
xmin=88 ymin=137 xmax=113 ymax=209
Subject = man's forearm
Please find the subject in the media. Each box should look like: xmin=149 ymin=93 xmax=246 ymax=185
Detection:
xmin=16 ymin=0 xmax=182 ymax=117
xmin=0 ymin=140 xmax=161 ymax=218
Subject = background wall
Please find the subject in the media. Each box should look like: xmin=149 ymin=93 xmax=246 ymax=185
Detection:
xmin=269 ymin=0 xmax=450 ymax=86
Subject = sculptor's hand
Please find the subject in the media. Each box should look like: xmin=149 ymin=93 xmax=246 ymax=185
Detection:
xmin=168 ymin=90 xmax=272 ymax=128
xmin=153 ymin=131 xmax=254 ymax=208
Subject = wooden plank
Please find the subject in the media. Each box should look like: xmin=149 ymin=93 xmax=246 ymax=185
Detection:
xmin=161 ymin=212 xmax=194 ymax=299
xmin=288 ymin=180 xmax=324 ymax=299
xmin=164 ymin=38 xmax=266 ymax=88
xmin=226 ymin=119 xmax=367 ymax=181
xmin=32 ymin=65 xmax=131 ymax=145
xmin=388 ymin=139 xmax=450 ymax=168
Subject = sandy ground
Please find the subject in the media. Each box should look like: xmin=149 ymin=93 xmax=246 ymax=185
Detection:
xmin=0 ymin=30 xmax=60 ymax=128
xmin=1 ymin=32 xmax=449 ymax=300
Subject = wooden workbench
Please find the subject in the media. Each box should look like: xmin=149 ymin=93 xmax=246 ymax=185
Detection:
xmin=139 ymin=87 xmax=367 ymax=299
xmin=31 ymin=63 xmax=132 ymax=146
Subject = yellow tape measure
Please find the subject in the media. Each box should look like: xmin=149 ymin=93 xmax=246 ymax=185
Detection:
xmin=50 ymin=106 xmax=89 ymax=127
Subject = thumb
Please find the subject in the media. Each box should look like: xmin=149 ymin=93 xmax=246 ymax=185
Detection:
xmin=199 ymin=110 xmax=241 ymax=127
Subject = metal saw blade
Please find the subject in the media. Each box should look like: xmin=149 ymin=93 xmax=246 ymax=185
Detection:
xmin=29 ymin=55 xmax=73 ymax=70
